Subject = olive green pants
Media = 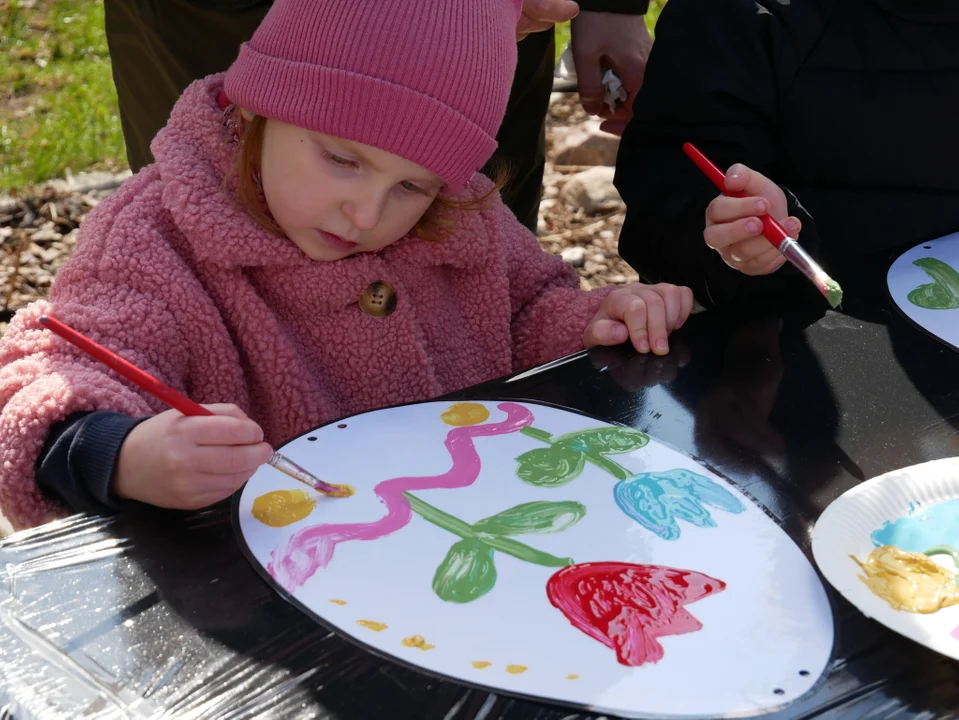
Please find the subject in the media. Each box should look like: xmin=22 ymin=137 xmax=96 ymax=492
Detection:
xmin=103 ymin=0 xmax=554 ymax=231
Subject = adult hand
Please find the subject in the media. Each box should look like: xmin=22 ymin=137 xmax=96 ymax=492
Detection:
xmin=570 ymin=11 xmax=652 ymax=134
xmin=114 ymin=404 xmax=273 ymax=510
xmin=517 ymin=0 xmax=579 ymax=41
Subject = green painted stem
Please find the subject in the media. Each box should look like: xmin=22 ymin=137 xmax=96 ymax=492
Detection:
xmin=582 ymin=450 xmax=632 ymax=480
xmin=521 ymin=426 xmax=632 ymax=481
xmin=404 ymin=492 xmax=573 ymax=568
xmin=520 ymin=426 xmax=553 ymax=443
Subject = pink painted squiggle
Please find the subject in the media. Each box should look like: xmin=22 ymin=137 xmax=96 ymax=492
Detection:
xmin=268 ymin=402 xmax=534 ymax=591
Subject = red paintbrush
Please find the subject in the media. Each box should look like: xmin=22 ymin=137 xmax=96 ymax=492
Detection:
xmin=683 ymin=143 xmax=843 ymax=308
xmin=38 ymin=314 xmax=352 ymax=498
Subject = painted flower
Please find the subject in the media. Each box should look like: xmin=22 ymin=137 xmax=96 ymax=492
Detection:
xmin=613 ymin=468 xmax=745 ymax=540
xmin=546 ymin=561 xmax=726 ymax=666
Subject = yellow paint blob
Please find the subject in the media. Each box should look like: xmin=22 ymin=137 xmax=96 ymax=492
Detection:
xmin=506 ymin=665 xmax=528 ymax=675
xmin=402 ymin=635 xmax=435 ymax=651
xmin=440 ymin=402 xmax=490 ymax=427
xmin=252 ymin=489 xmax=316 ymax=527
xmin=328 ymin=599 xmax=348 ymax=606
xmin=357 ymin=620 xmax=388 ymax=632
xmin=852 ymin=546 xmax=959 ymax=614
xmin=566 ymin=674 xmax=579 ymax=680
xmin=328 ymin=484 xmax=355 ymax=498
xmin=472 ymin=661 xmax=492 ymax=670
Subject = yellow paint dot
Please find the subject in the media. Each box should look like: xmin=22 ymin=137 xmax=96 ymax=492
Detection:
xmin=252 ymin=489 xmax=316 ymax=527
xmin=440 ymin=402 xmax=490 ymax=427
xmin=402 ymin=635 xmax=435 ymax=651
xmin=506 ymin=665 xmax=527 ymax=675
xmin=328 ymin=599 xmax=348 ymax=606
xmin=472 ymin=661 xmax=492 ymax=670
xmin=566 ymin=674 xmax=579 ymax=680
xmin=356 ymin=620 xmax=388 ymax=632
xmin=329 ymin=484 xmax=355 ymax=498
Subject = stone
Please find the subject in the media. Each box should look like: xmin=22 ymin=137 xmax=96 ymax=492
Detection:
xmin=561 ymin=246 xmax=587 ymax=267
xmin=552 ymin=119 xmax=620 ymax=167
xmin=560 ymin=166 xmax=624 ymax=214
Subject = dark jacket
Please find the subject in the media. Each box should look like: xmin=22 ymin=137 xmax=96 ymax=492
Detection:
xmin=615 ymin=0 xmax=959 ymax=307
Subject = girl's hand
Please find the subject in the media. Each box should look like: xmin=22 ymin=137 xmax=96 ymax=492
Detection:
xmin=114 ymin=404 xmax=274 ymax=510
xmin=704 ymin=163 xmax=803 ymax=276
xmin=583 ymin=283 xmax=694 ymax=355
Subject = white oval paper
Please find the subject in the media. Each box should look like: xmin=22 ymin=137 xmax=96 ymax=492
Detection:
xmin=237 ymin=400 xmax=833 ymax=719
xmin=812 ymin=457 xmax=959 ymax=661
xmin=887 ymin=232 xmax=959 ymax=352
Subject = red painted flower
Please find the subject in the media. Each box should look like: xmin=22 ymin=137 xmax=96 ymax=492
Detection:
xmin=546 ymin=561 xmax=726 ymax=666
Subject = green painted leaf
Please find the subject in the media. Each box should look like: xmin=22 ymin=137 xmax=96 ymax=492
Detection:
xmin=515 ymin=446 xmax=586 ymax=487
xmin=432 ymin=538 xmax=497 ymax=603
xmin=562 ymin=427 xmax=650 ymax=455
xmin=472 ymin=501 xmax=586 ymax=536
xmin=908 ymin=258 xmax=959 ymax=310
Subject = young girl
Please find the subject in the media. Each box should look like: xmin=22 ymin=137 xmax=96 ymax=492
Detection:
xmin=0 ymin=0 xmax=693 ymax=531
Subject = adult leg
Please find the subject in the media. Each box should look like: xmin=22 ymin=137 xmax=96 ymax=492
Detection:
xmin=103 ymin=0 xmax=272 ymax=171
xmin=484 ymin=28 xmax=555 ymax=232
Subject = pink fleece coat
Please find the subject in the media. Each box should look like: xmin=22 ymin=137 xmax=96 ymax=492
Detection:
xmin=0 ymin=76 xmax=611 ymax=530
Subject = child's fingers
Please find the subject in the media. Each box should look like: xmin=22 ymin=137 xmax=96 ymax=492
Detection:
xmin=192 ymin=442 xmax=274 ymax=475
xmin=648 ymin=283 xmax=684 ymax=330
xmin=723 ymin=163 xmax=769 ymax=197
xmin=630 ymin=288 xmax=668 ymax=354
xmin=187 ymin=414 xmax=265 ymax=446
xmin=679 ymin=286 xmax=695 ymax=327
xmin=705 ymin=195 xmax=769 ymax=226
xmin=725 ymin=244 xmax=786 ymax=276
xmin=704 ymin=217 xmax=766 ymax=251
xmin=582 ymin=317 xmax=629 ymax=347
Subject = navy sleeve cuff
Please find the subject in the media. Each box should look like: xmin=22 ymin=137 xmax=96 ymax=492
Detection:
xmin=37 ymin=411 xmax=147 ymax=514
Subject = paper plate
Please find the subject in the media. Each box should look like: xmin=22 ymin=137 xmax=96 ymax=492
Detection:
xmin=812 ymin=457 xmax=959 ymax=659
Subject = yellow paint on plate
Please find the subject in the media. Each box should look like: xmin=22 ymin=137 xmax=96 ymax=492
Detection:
xmin=401 ymin=635 xmax=435 ymax=651
xmin=329 ymin=484 xmax=355 ymax=498
xmin=566 ymin=674 xmax=579 ymax=680
xmin=440 ymin=402 xmax=490 ymax=427
xmin=472 ymin=661 xmax=492 ymax=670
xmin=251 ymin=489 xmax=316 ymax=527
xmin=357 ymin=620 xmax=388 ymax=632
xmin=328 ymin=599 xmax=348 ymax=606
xmin=505 ymin=665 xmax=527 ymax=674
xmin=852 ymin=545 xmax=959 ymax=614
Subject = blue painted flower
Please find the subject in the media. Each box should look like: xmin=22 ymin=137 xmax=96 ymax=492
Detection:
xmin=613 ymin=469 xmax=746 ymax=540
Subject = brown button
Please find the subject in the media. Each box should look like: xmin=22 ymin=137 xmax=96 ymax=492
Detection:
xmin=358 ymin=281 xmax=397 ymax=318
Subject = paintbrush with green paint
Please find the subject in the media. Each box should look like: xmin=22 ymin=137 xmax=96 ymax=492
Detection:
xmin=683 ymin=143 xmax=843 ymax=308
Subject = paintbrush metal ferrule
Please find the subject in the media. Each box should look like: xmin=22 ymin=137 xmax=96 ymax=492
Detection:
xmin=268 ymin=452 xmax=351 ymax=497
xmin=777 ymin=238 xmax=843 ymax=308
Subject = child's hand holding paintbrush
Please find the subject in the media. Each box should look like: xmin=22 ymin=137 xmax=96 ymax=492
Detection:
xmin=38 ymin=315 xmax=352 ymax=510
xmin=685 ymin=144 xmax=843 ymax=308
xmin=115 ymin=403 xmax=275 ymax=510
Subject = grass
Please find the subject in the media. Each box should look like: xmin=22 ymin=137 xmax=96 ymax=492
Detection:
xmin=0 ymin=0 xmax=126 ymax=192
xmin=0 ymin=1 xmax=667 ymax=194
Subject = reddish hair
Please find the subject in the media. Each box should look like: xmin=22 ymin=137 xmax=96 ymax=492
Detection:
xmin=225 ymin=112 xmax=507 ymax=243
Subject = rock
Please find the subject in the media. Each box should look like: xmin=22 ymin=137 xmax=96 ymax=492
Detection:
xmin=560 ymin=166 xmax=623 ymax=214
xmin=561 ymin=246 xmax=587 ymax=267
xmin=31 ymin=227 xmax=62 ymax=243
xmin=552 ymin=119 xmax=620 ymax=167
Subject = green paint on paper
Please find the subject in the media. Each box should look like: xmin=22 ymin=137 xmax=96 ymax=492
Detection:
xmin=516 ymin=425 xmax=647 ymax=486
xmin=406 ymin=493 xmax=582 ymax=603
xmin=907 ymin=258 xmax=959 ymax=310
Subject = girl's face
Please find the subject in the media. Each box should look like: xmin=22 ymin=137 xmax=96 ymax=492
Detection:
xmin=259 ymin=118 xmax=444 ymax=261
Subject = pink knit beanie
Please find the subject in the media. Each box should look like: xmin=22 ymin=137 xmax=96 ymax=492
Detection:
xmin=224 ymin=0 xmax=523 ymax=189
